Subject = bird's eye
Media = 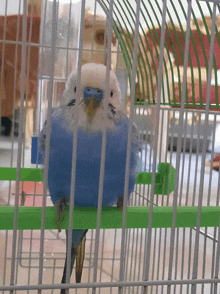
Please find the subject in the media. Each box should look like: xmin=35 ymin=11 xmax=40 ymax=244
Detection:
xmin=87 ymin=88 xmax=90 ymax=91
xmin=97 ymin=90 xmax=100 ymax=93
xmin=74 ymin=86 xmax=76 ymax=93
xmin=110 ymin=91 xmax=113 ymax=97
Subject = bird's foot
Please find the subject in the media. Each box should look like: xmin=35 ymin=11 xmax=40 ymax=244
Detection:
xmin=21 ymin=191 xmax=26 ymax=206
xmin=54 ymin=195 xmax=68 ymax=233
xmin=117 ymin=196 xmax=124 ymax=211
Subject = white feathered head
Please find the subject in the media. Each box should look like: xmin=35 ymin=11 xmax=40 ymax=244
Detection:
xmin=62 ymin=63 xmax=124 ymax=132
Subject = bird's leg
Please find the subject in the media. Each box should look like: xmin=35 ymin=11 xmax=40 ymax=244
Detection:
xmin=117 ymin=195 xmax=124 ymax=211
xmin=54 ymin=195 xmax=68 ymax=232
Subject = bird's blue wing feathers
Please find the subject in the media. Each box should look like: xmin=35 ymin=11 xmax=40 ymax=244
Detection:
xmin=38 ymin=108 xmax=138 ymax=207
xmin=38 ymin=108 xmax=65 ymax=162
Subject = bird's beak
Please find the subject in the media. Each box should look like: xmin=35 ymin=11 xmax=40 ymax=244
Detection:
xmin=83 ymin=87 xmax=103 ymax=120
xmin=84 ymin=98 xmax=100 ymax=118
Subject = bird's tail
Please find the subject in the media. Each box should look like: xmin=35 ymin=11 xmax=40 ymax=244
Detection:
xmin=61 ymin=246 xmax=77 ymax=285
xmin=76 ymin=235 xmax=86 ymax=283
xmin=61 ymin=229 xmax=88 ymax=294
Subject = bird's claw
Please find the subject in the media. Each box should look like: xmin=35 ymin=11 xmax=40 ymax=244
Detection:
xmin=55 ymin=196 xmax=68 ymax=233
xmin=117 ymin=196 xmax=124 ymax=211
xmin=21 ymin=191 xmax=26 ymax=206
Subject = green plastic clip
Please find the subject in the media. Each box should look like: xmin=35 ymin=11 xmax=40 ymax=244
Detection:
xmin=136 ymin=163 xmax=175 ymax=195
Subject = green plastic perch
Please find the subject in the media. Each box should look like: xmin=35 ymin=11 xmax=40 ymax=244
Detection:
xmin=0 ymin=163 xmax=178 ymax=231
xmin=0 ymin=163 xmax=175 ymax=195
xmin=0 ymin=206 xmax=220 ymax=230
xmin=0 ymin=164 xmax=219 ymax=230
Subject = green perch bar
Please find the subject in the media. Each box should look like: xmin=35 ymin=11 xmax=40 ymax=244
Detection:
xmin=0 ymin=162 xmax=175 ymax=195
xmin=0 ymin=165 xmax=219 ymax=230
xmin=1 ymin=206 xmax=220 ymax=230
xmin=0 ymin=167 xmax=44 ymax=182
xmin=0 ymin=163 xmax=177 ymax=230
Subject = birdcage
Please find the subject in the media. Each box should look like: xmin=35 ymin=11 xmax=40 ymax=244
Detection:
xmin=1 ymin=0 xmax=220 ymax=293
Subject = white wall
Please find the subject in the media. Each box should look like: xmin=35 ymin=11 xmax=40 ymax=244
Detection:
xmin=0 ymin=0 xmax=213 ymax=28
xmin=0 ymin=0 xmax=24 ymax=15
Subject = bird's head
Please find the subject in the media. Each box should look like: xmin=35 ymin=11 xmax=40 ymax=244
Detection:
xmin=62 ymin=63 xmax=123 ymax=132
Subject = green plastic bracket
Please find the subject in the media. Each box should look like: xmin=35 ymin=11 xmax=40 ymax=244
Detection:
xmin=0 ymin=206 xmax=220 ymax=230
xmin=0 ymin=167 xmax=44 ymax=182
xmin=0 ymin=163 xmax=175 ymax=195
xmin=136 ymin=163 xmax=175 ymax=195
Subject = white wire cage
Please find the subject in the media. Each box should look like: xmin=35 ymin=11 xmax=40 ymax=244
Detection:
xmin=0 ymin=0 xmax=220 ymax=293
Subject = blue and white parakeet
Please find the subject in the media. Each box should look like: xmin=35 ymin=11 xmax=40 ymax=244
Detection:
xmin=39 ymin=63 xmax=139 ymax=292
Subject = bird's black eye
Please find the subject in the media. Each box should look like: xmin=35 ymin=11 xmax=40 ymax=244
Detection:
xmin=110 ymin=91 xmax=113 ymax=97
xmin=74 ymin=86 xmax=76 ymax=93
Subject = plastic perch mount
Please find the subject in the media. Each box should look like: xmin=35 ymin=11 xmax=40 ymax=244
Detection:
xmin=10 ymin=163 xmax=220 ymax=231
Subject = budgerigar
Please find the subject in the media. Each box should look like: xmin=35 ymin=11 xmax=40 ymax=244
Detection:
xmin=38 ymin=63 xmax=139 ymax=293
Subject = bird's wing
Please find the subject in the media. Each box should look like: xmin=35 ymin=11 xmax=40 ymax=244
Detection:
xmin=38 ymin=120 xmax=47 ymax=154
xmin=38 ymin=108 xmax=64 ymax=159
xmin=111 ymin=107 xmax=142 ymax=149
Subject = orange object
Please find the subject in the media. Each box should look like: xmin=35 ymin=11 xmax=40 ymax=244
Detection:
xmin=0 ymin=14 xmax=40 ymax=117
xmin=206 ymin=154 xmax=220 ymax=171
xmin=213 ymin=154 xmax=220 ymax=171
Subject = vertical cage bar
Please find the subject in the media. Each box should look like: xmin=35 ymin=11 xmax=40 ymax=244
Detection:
xmin=65 ymin=0 xmax=73 ymax=80
xmin=91 ymin=0 xmax=98 ymax=62
xmin=9 ymin=0 xmax=28 ymax=290
xmin=3 ymin=0 xmax=22 ymax=290
xmin=167 ymin=1 xmax=192 ymax=293
xmin=34 ymin=0 xmax=48 ymax=137
xmin=205 ymin=114 xmax=217 ymax=294
xmin=143 ymin=0 xmax=167 ymax=290
xmin=0 ymin=0 xmax=8 ymax=134
xmin=35 ymin=0 xmax=48 ymax=169
xmin=191 ymin=4 xmax=216 ymax=294
xmin=214 ymin=175 xmax=220 ymax=293
xmin=92 ymin=0 xmax=114 ymax=292
xmin=118 ymin=1 xmax=141 ymax=293
xmin=65 ymin=0 xmax=85 ymax=291
xmin=38 ymin=0 xmax=57 ymax=291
